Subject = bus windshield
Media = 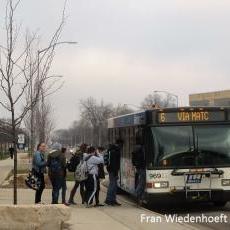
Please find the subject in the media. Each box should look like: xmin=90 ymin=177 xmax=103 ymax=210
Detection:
xmin=150 ymin=125 xmax=230 ymax=168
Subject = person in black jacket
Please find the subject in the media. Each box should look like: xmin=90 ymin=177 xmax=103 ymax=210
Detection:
xmin=105 ymin=139 xmax=123 ymax=206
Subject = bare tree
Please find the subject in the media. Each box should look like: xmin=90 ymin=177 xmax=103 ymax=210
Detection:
xmin=52 ymin=99 xmax=134 ymax=147
xmin=25 ymin=0 xmax=72 ymax=151
xmin=141 ymin=92 xmax=177 ymax=109
xmin=36 ymin=100 xmax=55 ymax=144
xmin=0 ymin=0 xmax=74 ymax=204
xmin=112 ymin=104 xmax=134 ymax=116
xmin=79 ymin=98 xmax=135 ymax=146
xmin=80 ymin=98 xmax=114 ymax=146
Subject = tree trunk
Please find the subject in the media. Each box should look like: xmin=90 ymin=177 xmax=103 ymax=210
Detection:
xmin=11 ymin=110 xmax=17 ymax=205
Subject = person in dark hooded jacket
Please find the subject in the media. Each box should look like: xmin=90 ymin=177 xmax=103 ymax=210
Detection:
xmin=47 ymin=143 xmax=66 ymax=204
xmin=132 ymin=136 xmax=146 ymax=206
xmin=104 ymin=139 xmax=122 ymax=206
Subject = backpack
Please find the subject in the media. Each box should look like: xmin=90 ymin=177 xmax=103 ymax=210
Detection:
xmin=104 ymin=150 xmax=111 ymax=167
xmin=49 ymin=156 xmax=62 ymax=174
xmin=67 ymin=155 xmax=80 ymax=172
xmin=74 ymin=155 xmax=92 ymax=182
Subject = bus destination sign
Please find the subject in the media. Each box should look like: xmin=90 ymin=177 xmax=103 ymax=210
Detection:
xmin=158 ymin=110 xmax=226 ymax=123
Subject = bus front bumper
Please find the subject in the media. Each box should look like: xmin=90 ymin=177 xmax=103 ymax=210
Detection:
xmin=145 ymin=189 xmax=230 ymax=204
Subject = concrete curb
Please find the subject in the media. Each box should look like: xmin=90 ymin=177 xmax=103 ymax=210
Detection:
xmin=0 ymin=204 xmax=71 ymax=230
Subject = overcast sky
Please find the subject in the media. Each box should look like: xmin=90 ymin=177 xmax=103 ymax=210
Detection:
xmin=1 ymin=0 xmax=230 ymax=129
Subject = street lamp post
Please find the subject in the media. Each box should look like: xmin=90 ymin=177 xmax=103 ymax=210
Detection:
xmin=154 ymin=90 xmax=179 ymax=107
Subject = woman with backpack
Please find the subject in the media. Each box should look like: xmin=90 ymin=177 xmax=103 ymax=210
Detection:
xmin=68 ymin=144 xmax=88 ymax=205
xmin=33 ymin=143 xmax=47 ymax=204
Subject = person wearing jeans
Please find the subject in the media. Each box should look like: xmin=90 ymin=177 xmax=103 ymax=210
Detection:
xmin=50 ymin=176 xmax=62 ymax=204
xmin=47 ymin=143 xmax=66 ymax=204
xmin=106 ymin=172 xmax=119 ymax=205
xmin=33 ymin=143 xmax=47 ymax=204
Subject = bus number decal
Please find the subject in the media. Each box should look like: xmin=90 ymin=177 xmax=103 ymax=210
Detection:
xmin=160 ymin=113 xmax=166 ymax=123
xmin=149 ymin=173 xmax=162 ymax=179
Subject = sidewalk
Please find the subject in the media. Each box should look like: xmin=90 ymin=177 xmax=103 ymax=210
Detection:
xmin=0 ymin=157 xmax=13 ymax=185
xmin=0 ymin=183 xmax=197 ymax=230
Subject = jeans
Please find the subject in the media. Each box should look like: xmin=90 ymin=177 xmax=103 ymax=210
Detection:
xmin=35 ymin=173 xmax=45 ymax=204
xmin=50 ymin=176 xmax=62 ymax=204
xmin=135 ymin=169 xmax=146 ymax=200
xmin=61 ymin=177 xmax=67 ymax=203
xmin=105 ymin=172 xmax=118 ymax=203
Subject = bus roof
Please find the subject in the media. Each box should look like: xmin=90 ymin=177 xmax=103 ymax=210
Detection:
xmin=108 ymin=106 xmax=230 ymax=128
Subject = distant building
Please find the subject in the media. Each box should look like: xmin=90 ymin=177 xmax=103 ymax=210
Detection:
xmin=189 ymin=90 xmax=230 ymax=107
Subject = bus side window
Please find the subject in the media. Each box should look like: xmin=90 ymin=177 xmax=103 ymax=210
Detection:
xmin=129 ymin=127 xmax=135 ymax=159
xmin=120 ymin=128 xmax=125 ymax=156
xmin=125 ymin=128 xmax=130 ymax=159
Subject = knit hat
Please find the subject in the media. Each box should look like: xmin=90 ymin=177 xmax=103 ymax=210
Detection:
xmin=51 ymin=142 xmax=62 ymax=151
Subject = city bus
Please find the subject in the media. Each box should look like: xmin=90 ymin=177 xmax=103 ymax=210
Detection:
xmin=108 ymin=107 xmax=230 ymax=206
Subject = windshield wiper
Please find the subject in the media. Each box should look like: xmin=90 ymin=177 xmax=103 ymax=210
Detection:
xmin=160 ymin=149 xmax=195 ymax=161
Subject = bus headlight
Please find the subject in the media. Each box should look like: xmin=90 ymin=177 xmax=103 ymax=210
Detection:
xmin=153 ymin=181 xmax=169 ymax=189
xmin=221 ymin=179 xmax=230 ymax=186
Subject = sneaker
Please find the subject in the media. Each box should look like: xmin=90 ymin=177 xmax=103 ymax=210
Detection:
xmin=94 ymin=203 xmax=104 ymax=207
xmin=63 ymin=202 xmax=71 ymax=206
xmin=35 ymin=202 xmax=46 ymax=205
xmin=113 ymin=201 xmax=121 ymax=206
xmin=137 ymin=199 xmax=143 ymax=207
xmin=104 ymin=200 xmax=114 ymax=206
xmin=68 ymin=201 xmax=77 ymax=205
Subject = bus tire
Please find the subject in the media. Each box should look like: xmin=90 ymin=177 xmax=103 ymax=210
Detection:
xmin=213 ymin=201 xmax=227 ymax=207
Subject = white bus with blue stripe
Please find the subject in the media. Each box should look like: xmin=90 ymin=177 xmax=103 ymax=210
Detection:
xmin=108 ymin=107 xmax=230 ymax=206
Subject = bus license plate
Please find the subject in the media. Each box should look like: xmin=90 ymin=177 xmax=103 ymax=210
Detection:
xmin=186 ymin=174 xmax=202 ymax=184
